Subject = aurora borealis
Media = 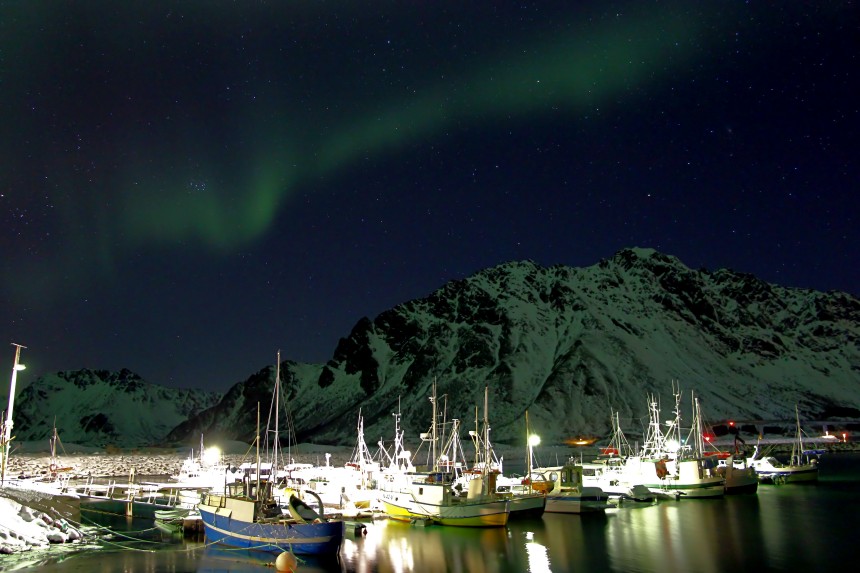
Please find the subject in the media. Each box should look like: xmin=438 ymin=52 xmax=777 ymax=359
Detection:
xmin=1 ymin=2 xmax=856 ymax=390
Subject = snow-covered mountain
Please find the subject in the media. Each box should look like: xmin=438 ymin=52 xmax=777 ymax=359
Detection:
xmin=11 ymin=368 xmax=220 ymax=448
xmin=170 ymin=248 xmax=860 ymax=447
xmin=10 ymin=248 xmax=860 ymax=448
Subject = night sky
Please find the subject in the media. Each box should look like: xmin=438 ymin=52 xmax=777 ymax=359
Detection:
xmin=2 ymin=2 xmax=856 ymax=392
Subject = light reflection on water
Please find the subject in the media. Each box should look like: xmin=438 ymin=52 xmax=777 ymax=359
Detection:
xmin=345 ymin=518 xmax=512 ymax=573
xmin=8 ymin=454 xmax=859 ymax=573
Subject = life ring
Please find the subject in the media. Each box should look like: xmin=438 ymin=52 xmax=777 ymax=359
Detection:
xmin=49 ymin=464 xmax=58 ymax=473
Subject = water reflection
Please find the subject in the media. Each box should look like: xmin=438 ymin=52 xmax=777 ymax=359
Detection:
xmin=197 ymin=545 xmax=343 ymax=572
xmin=519 ymin=513 xmax=611 ymax=572
xmin=341 ymin=512 xmax=615 ymax=573
xmin=755 ymin=484 xmax=837 ymax=571
xmin=605 ymin=498 xmax=749 ymax=573
xmin=343 ymin=519 xmax=510 ymax=573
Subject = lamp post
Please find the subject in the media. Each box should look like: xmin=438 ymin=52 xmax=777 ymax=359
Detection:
xmin=1 ymin=343 xmax=26 ymax=484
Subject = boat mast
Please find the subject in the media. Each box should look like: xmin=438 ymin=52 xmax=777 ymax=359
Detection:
xmin=2 ymin=343 xmax=26 ymax=484
xmin=525 ymin=410 xmax=533 ymax=493
xmin=669 ymin=382 xmax=682 ymax=457
xmin=793 ymin=405 xmax=803 ymax=465
xmin=482 ymin=385 xmax=490 ymax=493
xmin=690 ymin=392 xmax=704 ymax=458
xmin=431 ymin=378 xmax=438 ymax=472
xmin=50 ymin=418 xmax=59 ymax=470
xmin=274 ymin=350 xmax=280 ymax=483
xmin=642 ymin=393 xmax=665 ymax=458
xmin=473 ymin=405 xmax=480 ymax=467
xmin=390 ymin=399 xmax=402 ymax=469
xmin=255 ymin=402 xmax=261 ymax=500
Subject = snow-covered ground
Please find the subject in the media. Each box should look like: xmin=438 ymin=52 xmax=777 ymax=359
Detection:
xmin=5 ymin=440 xmax=355 ymax=480
xmin=0 ymin=495 xmax=86 ymax=554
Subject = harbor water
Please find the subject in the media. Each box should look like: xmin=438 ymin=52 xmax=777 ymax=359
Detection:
xmin=5 ymin=453 xmax=858 ymax=573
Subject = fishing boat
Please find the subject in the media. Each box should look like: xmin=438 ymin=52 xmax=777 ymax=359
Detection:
xmin=457 ymin=393 xmax=545 ymax=518
xmin=379 ymin=381 xmax=510 ymax=526
xmin=580 ymin=411 xmax=655 ymax=502
xmin=717 ymin=454 xmax=759 ymax=494
xmin=169 ymin=436 xmax=237 ymax=492
xmin=748 ymin=405 xmax=821 ymax=484
xmin=198 ymin=351 xmax=345 ymax=555
xmin=624 ymin=389 xmax=725 ymax=499
xmin=534 ymin=458 xmax=610 ymax=513
xmin=276 ymin=411 xmax=381 ymax=512
xmin=696 ymin=401 xmax=758 ymax=495
xmin=503 ymin=412 xmax=548 ymax=517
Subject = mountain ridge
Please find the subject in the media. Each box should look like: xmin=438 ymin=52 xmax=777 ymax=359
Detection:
xmin=9 ymin=248 xmax=860 ymax=448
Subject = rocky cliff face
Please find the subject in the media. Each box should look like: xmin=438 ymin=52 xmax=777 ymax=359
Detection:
xmin=12 ymin=248 xmax=860 ymax=448
xmin=171 ymin=248 xmax=860 ymax=447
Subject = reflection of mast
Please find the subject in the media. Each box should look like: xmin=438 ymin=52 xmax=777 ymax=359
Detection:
xmin=2 ymin=343 xmax=26 ymax=484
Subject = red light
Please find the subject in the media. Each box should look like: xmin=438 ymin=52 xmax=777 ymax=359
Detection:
xmin=729 ymin=421 xmax=735 ymax=427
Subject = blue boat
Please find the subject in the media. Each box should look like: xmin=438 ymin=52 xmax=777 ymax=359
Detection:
xmin=197 ymin=351 xmax=344 ymax=555
xmin=198 ymin=489 xmax=344 ymax=555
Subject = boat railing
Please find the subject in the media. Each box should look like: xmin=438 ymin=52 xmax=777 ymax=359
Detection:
xmin=204 ymin=492 xmax=228 ymax=509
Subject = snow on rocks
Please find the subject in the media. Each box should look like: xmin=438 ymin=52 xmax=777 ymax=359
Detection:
xmin=0 ymin=496 xmax=83 ymax=554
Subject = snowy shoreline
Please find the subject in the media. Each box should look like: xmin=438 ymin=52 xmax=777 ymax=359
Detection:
xmin=6 ymin=437 xmax=858 ymax=480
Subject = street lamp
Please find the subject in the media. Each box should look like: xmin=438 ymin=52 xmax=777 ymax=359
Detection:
xmin=2 ymin=343 xmax=26 ymax=484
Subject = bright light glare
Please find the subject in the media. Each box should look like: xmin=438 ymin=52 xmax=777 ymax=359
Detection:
xmin=665 ymin=439 xmax=680 ymax=453
xmin=13 ymin=364 xmax=25 ymax=371
xmin=529 ymin=434 xmax=541 ymax=447
xmin=525 ymin=541 xmax=552 ymax=573
xmin=203 ymin=446 xmax=221 ymax=465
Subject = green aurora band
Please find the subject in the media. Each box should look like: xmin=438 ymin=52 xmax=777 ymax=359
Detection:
xmin=120 ymin=9 xmax=701 ymax=254
xmin=5 ymin=7 xmax=709 ymax=303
